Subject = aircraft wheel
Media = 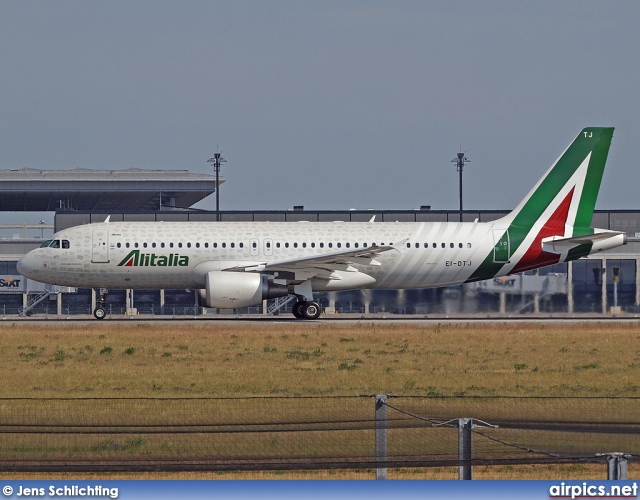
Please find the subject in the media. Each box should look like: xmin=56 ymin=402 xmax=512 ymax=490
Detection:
xmin=93 ymin=307 xmax=106 ymax=320
xmin=292 ymin=301 xmax=305 ymax=319
xmin=302 ymin=301 xmax=321 ymax=320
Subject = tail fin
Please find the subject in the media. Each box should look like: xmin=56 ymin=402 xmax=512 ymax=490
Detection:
xmin=468 ymin=128 xmax=615 ymax=281
xmin=502 ymin=127 xmax=614 ymax=235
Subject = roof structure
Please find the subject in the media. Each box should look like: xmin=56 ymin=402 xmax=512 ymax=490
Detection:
xmin=0 ymin=168 xmax=220 ymax=211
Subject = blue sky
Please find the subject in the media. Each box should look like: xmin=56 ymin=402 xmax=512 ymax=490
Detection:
xmin=1 ymin=0 xmax=639 ymax=224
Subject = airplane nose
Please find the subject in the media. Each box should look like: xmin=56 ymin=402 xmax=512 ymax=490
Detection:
xmin=17 ymin=252 xmax=35 ymax=278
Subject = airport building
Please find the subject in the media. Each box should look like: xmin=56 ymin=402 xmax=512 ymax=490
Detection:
xmin=1 ymin=168 xmax=639 ymax=316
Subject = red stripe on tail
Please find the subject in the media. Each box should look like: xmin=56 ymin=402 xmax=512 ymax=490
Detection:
xmin=511 ymin=187 xmax=574 ymax=273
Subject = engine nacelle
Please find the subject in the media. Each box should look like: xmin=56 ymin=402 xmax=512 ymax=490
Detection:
xmin=197 ymin=271 xmax=288 ymax=309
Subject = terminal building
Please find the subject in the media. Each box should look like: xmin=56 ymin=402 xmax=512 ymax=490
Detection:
xmin=1 ymin=168 xmax=639 ymax=317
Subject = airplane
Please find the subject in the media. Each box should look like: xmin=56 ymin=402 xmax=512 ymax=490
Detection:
xmin=17 ymin=127 xmax=626 ymax=320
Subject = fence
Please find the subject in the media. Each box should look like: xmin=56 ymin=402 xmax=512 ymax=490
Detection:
xmin=0 ymin=396 xmax=637 ymax=477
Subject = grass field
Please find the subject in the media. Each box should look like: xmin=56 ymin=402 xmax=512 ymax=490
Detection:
xmin=0 ymin=319 xmax=638 ymax=480
xmin=0 ymin=321 xmax=638 ymax=398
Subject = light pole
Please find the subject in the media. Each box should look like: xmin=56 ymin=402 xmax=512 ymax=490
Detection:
xmin=207 ymin=152 xmax=227 ymax=222
xmin=451 ymin=148 xmax=470 ymax=222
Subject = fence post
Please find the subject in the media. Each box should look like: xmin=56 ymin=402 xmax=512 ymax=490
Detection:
xmin=606 ymin=453 xmax=628 ymax=480
xmin=375 ymin=394 xmax=387 ymax=480
xmin=458 ymin=418 xmax=473 ymax=480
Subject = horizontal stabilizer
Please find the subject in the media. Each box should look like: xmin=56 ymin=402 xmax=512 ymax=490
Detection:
xmin=542 ymin=231 xmax=627 ymax=254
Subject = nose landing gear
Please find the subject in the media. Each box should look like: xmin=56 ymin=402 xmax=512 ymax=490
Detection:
xmin=93 ymin=288 xmax=108 ymax=320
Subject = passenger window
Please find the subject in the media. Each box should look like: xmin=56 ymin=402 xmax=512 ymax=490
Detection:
xmin=345 ymin=243 xmax=350 ymax=248
xmin=178 ymin=243 xmax=183 ymax=248
xmin=276 ymin=242 xmax=281 ymax=248
xmin=196 ymin=243 xmax=200 ymax=248
xmin=302 ymin=242 xmax=307 ymax=248
xmin=143 ymin=243 xmax=148 ymax=248
xmin=337 ymin=243 xmax=341 ymax=248
xmin=117 ymin=242 xmax=122 ymax=248
xmin=467 ymin=243 xmax=472 ymax=248
xmin=170 ymin=243 xmax=174 ymax=248
xmin=230 ymin=243 xmax=235 ymax=248
xmin=294 ymin=243 xmax=298 ymax=248
xmin=406 ymin=243 xmax=411 ymax=248
xmin=222 ymin=243 xmax=226 ymax=248
xmin=187 ymin=243 xmax=192 ymax=248
xmin=458 ymin=243 xmax=463 ymax=248
xmin=441 ymin=243 xmax=445 ymax=248
xmin=266 ymin=242 xmax=271 ymax=248
xmin=213 ymin=243 xmax=218 ymax=248
xmin=432 ymin=243 xmax=437 ymax=248
xmin=415 ymin=243 xmax=419 ymax=249
xmin=285 ymin=243 xmax=289 ymax=248
xmin=152 ymin=242 xmax=156 ymax=248
xmin=239 ymin=242 xmax=243 ymax=248
xmin=204 ymin=243 xmax=208 ymax=248
xmin=424 ymin=243 xmax=428 ymax=248
xmin=450 ymin=243 xmax=454 ymax=248
xmin=320 ymin=243 xmax=324 ymax=248
xmin=328 ymin=243 xmax=333 ymax=248
xmin=126 ymin=243 xmax=130 ymax=248
xmin=354 ymin=243 xmax=359 ymax=248
xmin=252 ymin=242 xmax=257 ymax=248
xmin=134 ymin=243 xmax=139 ymax=248
xmin=161 ymin=242 xmax=165 ymax=248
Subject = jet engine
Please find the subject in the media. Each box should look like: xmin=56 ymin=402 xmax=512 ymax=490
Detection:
xmin=197 ymin=271 xmax=288 ymax=309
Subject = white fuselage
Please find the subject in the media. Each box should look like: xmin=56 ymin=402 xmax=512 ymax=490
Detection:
xmin=18 ymin=220 xmax=499 ymax=291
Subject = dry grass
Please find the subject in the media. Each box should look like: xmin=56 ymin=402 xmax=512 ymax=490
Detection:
xmin=0 ymin=321 xmax=638 ymax=398
xmin=1 ymin=463 xmax=638 ymax=480
xmin=0 ymin=320 xmax=638 ymax=480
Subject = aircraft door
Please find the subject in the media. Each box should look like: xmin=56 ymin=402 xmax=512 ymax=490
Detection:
xmin=92 ymin=229 xmax=109 ymax=263
xmin=264 ymin=238 xmax=273 ymax=256
xmin=250 ymin=238 xmax=260 ymax=257
xmin=492 ymin=229 xmax=510 ymax=263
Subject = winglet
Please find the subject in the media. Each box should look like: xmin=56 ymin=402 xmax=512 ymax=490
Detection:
xmin=104 ymin=215 xmax=111 ymax=223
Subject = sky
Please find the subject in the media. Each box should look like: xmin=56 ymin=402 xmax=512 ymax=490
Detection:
xmin=1 ymin=0 xmax=639 ymax=227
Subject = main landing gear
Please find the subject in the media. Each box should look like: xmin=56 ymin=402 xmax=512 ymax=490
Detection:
xmin=292 ymin=300 xmax=322 ymax=320
xmin=93 ymin=288 xmax=108 ymax=320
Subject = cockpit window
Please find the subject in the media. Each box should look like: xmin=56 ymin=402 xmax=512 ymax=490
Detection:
xmin=62 ymin=240 xmax=70 ymax=249
xmin=40 ymin=240 xmax=53 ymax=248
xmin=49 ymin=240 xmax=60 ymax=248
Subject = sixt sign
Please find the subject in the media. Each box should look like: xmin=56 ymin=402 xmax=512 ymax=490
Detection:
xmin=0 ymin=275 xmax=24 ymax=292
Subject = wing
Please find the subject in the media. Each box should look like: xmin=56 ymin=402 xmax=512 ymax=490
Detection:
xmin=225 ymin=244 xmax=395 ymax=280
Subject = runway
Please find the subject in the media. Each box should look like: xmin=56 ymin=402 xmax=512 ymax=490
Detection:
xmin=5 ymin=313 xmax=640 ymax=325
